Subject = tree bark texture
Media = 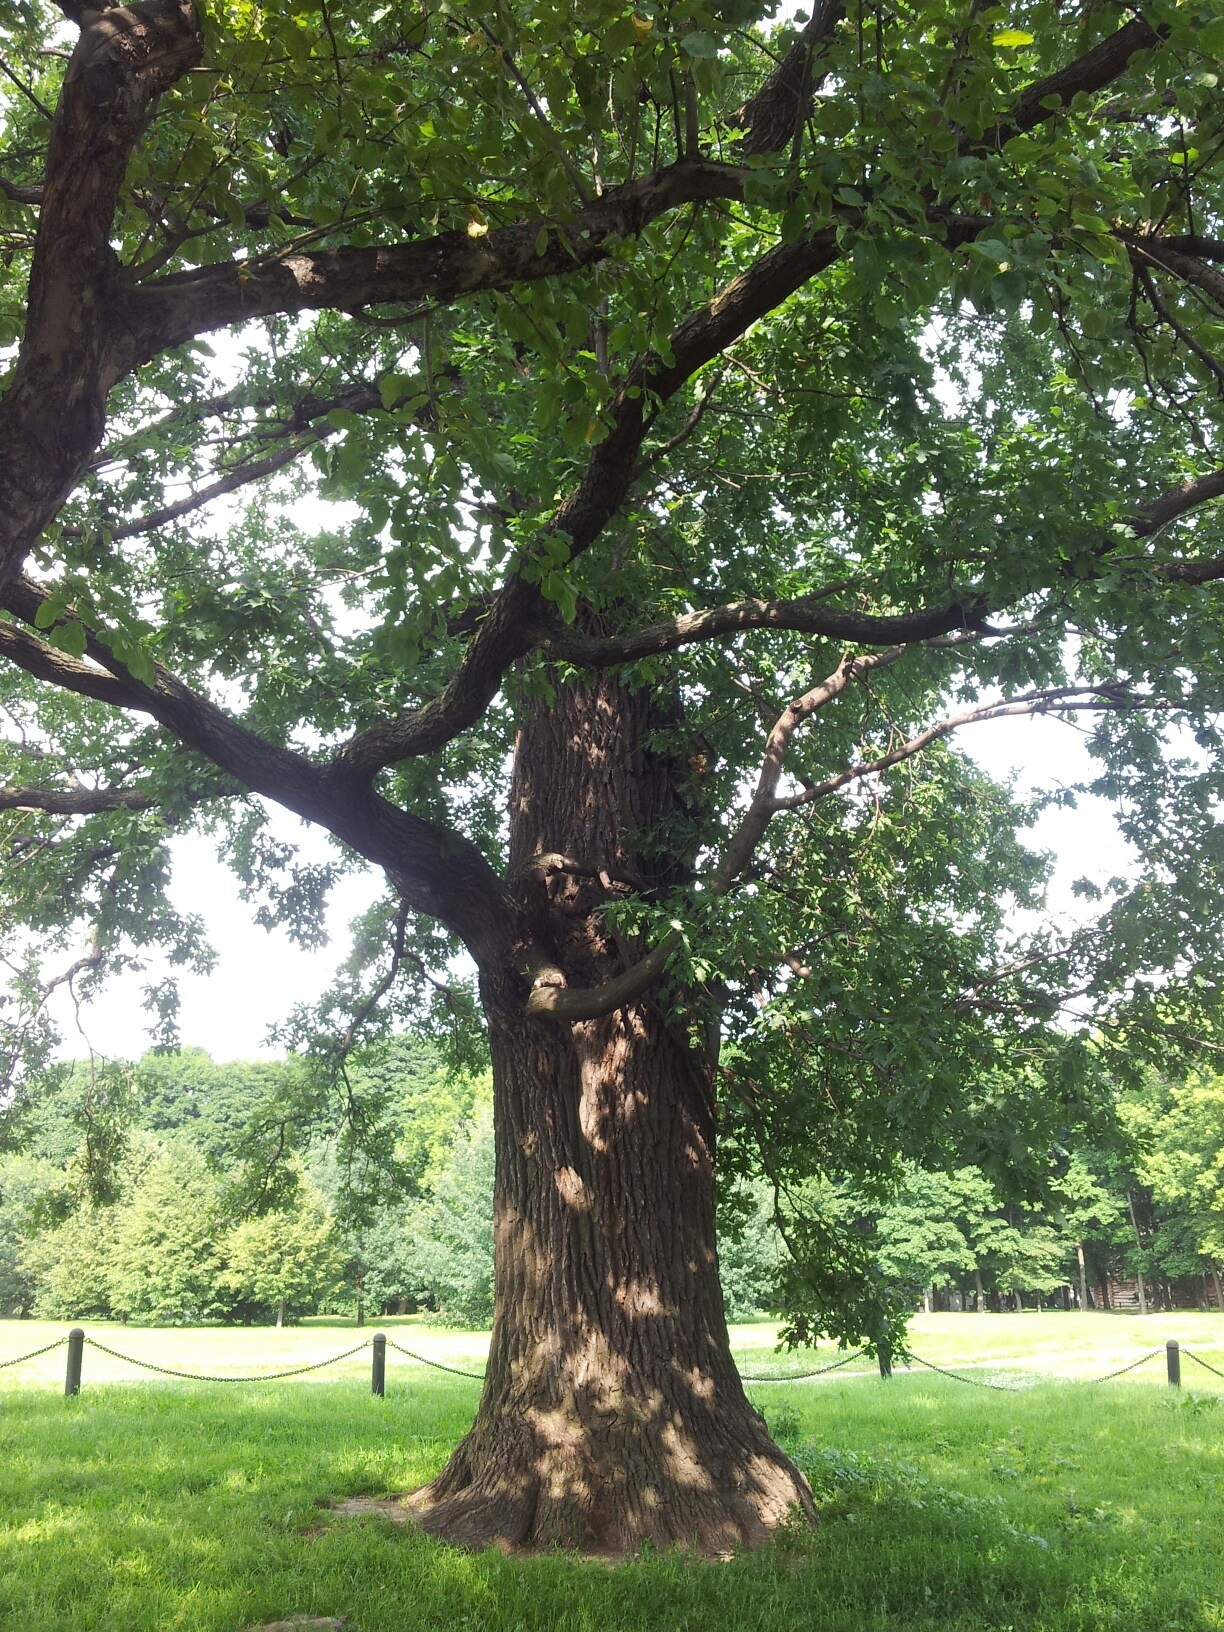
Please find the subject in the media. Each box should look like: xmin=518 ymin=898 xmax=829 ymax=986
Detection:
xmin=408 ymin=670 xmax=813 ymax=1553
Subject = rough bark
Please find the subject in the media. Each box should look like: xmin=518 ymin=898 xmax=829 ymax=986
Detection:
xmin=408 ymin=669 xmax=813 ymax=1553
xmin=0 ymin=0 xmax=203 ymax=595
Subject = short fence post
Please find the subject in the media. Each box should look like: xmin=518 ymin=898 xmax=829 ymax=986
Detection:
xmin=65 ymin=1328 xmax=84 ymax=1397
xmin=1166 ymin=1339 xmax=1181 ymax=1387
xmin=877 ymin=1340 xmax=893 ymax=1379
xmin=372 ymin=1332 xmax=386 ymax=1398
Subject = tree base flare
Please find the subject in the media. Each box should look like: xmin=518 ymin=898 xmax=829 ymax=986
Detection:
xmin=395 ymin=1413 xmax=817 ymax=1557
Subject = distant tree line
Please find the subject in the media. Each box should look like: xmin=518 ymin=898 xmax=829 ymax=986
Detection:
xmin=0 ymin=1039 xmax=490 ymax=1325
xmin=1 ymin=1041 xmax=1220 ymax=1326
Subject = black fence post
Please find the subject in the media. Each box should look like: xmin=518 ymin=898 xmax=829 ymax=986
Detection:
xmin=65 ymin=1328 xmax=84 ymax=1397
xmin=372 ymin=1332 xmax=386 ymax=1398
xmin=1166 ymin=1339 xmax=1181 ymax=1387
xmin=877 ymin=1340 xmax=893 ymax=1379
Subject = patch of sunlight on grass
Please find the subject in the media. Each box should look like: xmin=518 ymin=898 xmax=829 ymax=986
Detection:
xmin=5 ymin=1505 xmax=84 ymax=1543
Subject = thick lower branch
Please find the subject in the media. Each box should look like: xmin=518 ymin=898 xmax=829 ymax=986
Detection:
xmin=524 ymin=931 xmax=680 ymax=1021
xmin=0 ymin=784 xmax=153 ymax=814
xmin=0 ymin=0 xmax=203 ymax=595
xmin=110 ymin=158 xmax=749 ymax=374
xmin=543 ymin=591 xmax=984 ymax=666
xmin=0 ymin=580 xmax=515 ymax=959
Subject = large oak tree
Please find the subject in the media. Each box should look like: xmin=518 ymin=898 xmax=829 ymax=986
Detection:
xmin=2 ymin=0 xmax=1224 ymax=1553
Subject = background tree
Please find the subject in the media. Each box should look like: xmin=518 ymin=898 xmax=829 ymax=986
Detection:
xmin=1124 ymin=1071 xmax=1224 ymax=1303
xmin=717 ymin=1178 xmax=785 ymax=1321
xmin=874 ymin=1167 xmax=979 ymax=1309
xmin=397 ymin=1097 xmax=498 ymax=1327
xmin=1 ymin=0 xmax=1224 ymax=1552
xmin=0 ymin=1151 xmax=57 ymax=1315
xmin=1052 ymin=1151 xmax=1126 ymax=1311
xmin=106 ymin=1139 xmax=228 ymax=1324
xmin=23 ymin=1197 xmax=121 ymax=1319
xmin=222 ymin=1170 xmax=343 ymax=1326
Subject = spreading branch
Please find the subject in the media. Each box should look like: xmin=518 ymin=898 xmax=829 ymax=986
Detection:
xmin=712 ymin=645 xmax=909 ymax=893
xmin=109 ymin=157 xmax=750 ymax=377
xmin=769 ymin=685 xmax=1181 ymax=816
xmin=331 ymin=226 xmax=845 ymax=780
xmin=0 ymin=578 xmax=515 ymax=959
xmin=0 ymin=784 xmax=154 ymax=814
xmin=544 ymin=591 xmax=985 ymax=667
xmin=733 ymin=0 xmax=844 ymax=156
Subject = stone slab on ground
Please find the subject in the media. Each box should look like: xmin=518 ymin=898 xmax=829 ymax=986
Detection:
xmin=243 ymin=1618 xmax=350 ymax=1630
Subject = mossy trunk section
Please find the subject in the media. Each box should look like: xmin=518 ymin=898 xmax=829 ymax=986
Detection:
xmin=409 ymin=669 xmax=813 ymax=1554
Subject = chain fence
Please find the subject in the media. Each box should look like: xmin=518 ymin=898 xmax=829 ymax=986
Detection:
xmin=0 ymin=1335 xmax=68 ymax=1370
xmin=740 ymin=1348 xmax=869 ymax=1381
xmin=384 ymin=1338 xmax=485 ymax=1380
xmin=81 ymin=1335 xmax=373 ymax=1383
xmin=905 ymin=1352 xmax=1024 ymax=1392
xmin=896 ymin=1345 xmax=1179 ymax=1391
xmin=1086 ymin=1346 xmax=1166 ymax=1383
xmin=0 ymin=1329 xmax=1220 ymax=1396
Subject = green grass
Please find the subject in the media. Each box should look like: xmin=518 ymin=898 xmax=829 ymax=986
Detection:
xmin=1 ymin=1315 xmax=1222 ymax=1632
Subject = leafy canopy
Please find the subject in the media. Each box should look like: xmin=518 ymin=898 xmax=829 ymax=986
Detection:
xmin=1 ymin=0 xmax=1223 ymax=1344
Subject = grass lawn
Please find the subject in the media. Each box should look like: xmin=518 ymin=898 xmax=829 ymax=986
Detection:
xmin=1 ymin=1314 xmax=1222 ymax=1631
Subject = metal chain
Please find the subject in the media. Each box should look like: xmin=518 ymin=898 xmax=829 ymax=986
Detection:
xmin=4 ymin=1333 xmax=1212 ymax=1390
xmin=384 ymin=1339 xmax=486 ymax=1379
xmin=906 ymin=1352 xmax=1022 ymax=1392
xmin=83 ymin=1336 xmax=371 ymax=1382
xmin=741 ymin=1348 xmax=869 ymax=1381
xmin=1089 ymin=1347 xmax=1164 ymax=1383
xmin=0 ymin=1336 xmax=68 ymax=1370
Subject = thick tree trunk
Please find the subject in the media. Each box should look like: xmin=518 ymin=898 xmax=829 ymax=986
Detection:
xmin=408 ymin=667 xmax=813 ymax=1553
